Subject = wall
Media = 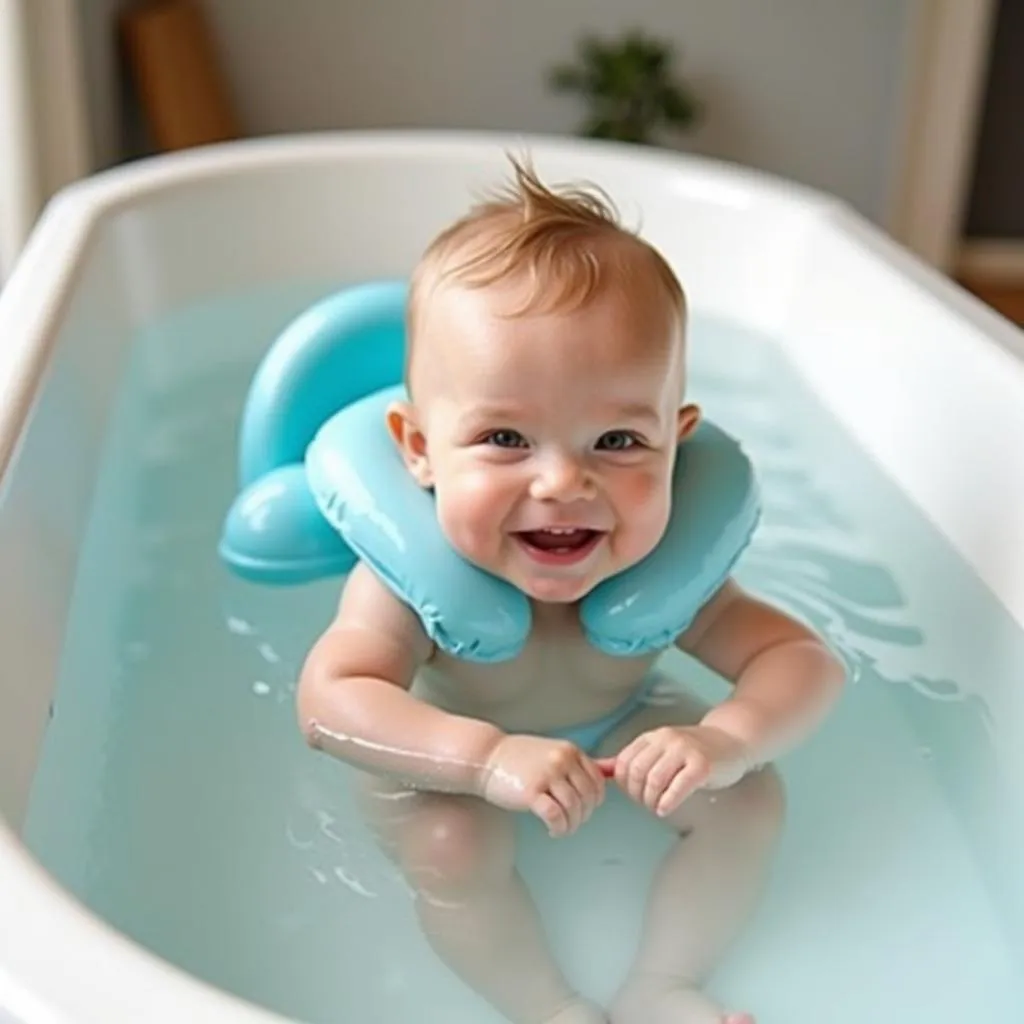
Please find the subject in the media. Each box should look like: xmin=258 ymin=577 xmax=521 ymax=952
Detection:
xmin=963 ymin=0 xmax=1023 ymax=238
xmin=78 ymin=0 xmax=122 ymax=170
xmin=86 ymin=0 xmax=916 ymax=225
xmin=0 ymin=0 xmax=38 ymax=279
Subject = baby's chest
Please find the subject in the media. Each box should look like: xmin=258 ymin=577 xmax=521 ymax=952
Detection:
xmin=427 ymin=627 xmax=656 ymax=708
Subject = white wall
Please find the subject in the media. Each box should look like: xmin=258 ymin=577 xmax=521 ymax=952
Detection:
xmin=85 ymin=0 xmax=916 ymax=225
xmin=0 ymin=0 xmax=39 ymax=279
xmin=0 ymin=0 xmax=90 ymax=280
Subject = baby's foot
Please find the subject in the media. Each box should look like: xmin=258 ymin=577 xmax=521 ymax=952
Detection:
xmin=610 ymin=977 xmax=752 ymax=1024
xmin=545 ymin=996 xmax=609 ymax=1024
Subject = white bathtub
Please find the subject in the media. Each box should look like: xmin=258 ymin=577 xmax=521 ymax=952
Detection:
xmin=2 ymin=131 xmax=1024 ymax=1023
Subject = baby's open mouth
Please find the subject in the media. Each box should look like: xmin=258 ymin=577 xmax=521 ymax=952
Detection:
xmin=513 ymin=528 xmax=604 ymax=565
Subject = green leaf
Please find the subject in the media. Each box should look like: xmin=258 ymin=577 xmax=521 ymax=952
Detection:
xmin=548 ymin=65 xmax=584 ymax=92
xmin=579 ymin=35 xmax=609 ymax=71
xmin=660 ymin=84 xmax=699 ymax=127
xmin=549 ymin=29 xmax=703 ymax=143
xmin=581 ymin=115 xmax=650 ymax=145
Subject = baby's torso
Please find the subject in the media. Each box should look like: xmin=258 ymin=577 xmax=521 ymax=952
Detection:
xmin=412 ymin=604 xmax=659 ymax=734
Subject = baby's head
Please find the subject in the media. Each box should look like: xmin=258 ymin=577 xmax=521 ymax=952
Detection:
xmin=387 ymin=156 xmax=700 ymax=604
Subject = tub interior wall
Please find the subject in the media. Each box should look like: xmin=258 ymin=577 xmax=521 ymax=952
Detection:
xmin=0 ymin=223 xmax=144 ymax=828
xmin=773 ymin=213 xmax=1024 ymax=661
xmin=91 ymin=147 xmax=828 ymax=333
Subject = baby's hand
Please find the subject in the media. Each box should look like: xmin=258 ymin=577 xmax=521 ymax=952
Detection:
xmin=480 ymin=735 xmax=605 ymax=837
xmin=599 ymin=725 xmax=749 ymax=818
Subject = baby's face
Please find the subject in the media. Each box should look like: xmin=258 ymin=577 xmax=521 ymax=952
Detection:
xmin=390 ymin=280 xmax=699 ymax=604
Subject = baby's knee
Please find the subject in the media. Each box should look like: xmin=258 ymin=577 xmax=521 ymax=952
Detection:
xmin=398 ymin=797 xmax=515 ymax=895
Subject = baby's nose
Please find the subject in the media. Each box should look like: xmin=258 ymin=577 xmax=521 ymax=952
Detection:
xmin=530 ymin=454 xmax=594 ymax=502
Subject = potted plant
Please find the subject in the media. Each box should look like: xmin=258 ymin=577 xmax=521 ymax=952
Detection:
xmin=548 ymin=29 xmax=702 ymax=146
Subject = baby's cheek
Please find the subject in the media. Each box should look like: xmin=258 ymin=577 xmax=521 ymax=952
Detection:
xmin=434 ymin=470 xmax=506 ymax=564
xmin=617 ymin=468 xmax=673 ymax=548
xmin=620 ymin=467 xmax=662 ymax=505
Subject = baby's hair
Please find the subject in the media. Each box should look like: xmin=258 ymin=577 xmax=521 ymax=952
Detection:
xmin=406 ymin=153 xmax=686 ymax=379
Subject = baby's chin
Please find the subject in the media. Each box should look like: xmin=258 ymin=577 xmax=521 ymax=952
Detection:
xmin=456 ymin=547 xmax=601 ymax=604
xmin=512 ymin=574 xmax=596 ymax=604
xmin=498 ymin=559 xmax=618 ymax=605
xmin=443 ymin=531 xmax=625 ymax=604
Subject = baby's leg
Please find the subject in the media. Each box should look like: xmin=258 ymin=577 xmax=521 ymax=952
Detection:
xmin=597 ymin=692 xmax=785 ymax=1024
xmin=356 ymin=773 xmax=606 ymax=1024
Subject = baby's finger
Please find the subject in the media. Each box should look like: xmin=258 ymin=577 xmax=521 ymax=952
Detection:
xmin=642 ymin=747 xmax=688 ymax=811
xmin=570 ymin=762 xmax=603 ymax=819
xmin=581 ymin=754 xmax=607 ymax=802
xmin=613 ymin=734 xmax=649 ymax=766
xmin=612 ymin=737 xmax=647 ymax=789
xmin=547 ymin=777 xmax=584 ymax=835
xmin=532 ymin=792 xmax=568 ymax=836
xmin=656 ymin=758 xmax=710 ymax=817
xmin=623 ymin=740 xmax=663 ymax=805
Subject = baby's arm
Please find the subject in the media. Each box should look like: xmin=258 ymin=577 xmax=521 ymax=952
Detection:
xmin=296 ymin=562 xmax=505 ymax=793
xmin=603 ymin=578 xmax=843 ymax=816
xmin=296 ymin=563 xmax=605 ymax=834
xmin=679 ymin=577 xmax=846 ymax=768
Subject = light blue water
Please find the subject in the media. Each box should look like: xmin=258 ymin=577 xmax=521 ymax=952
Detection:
xmin=21 ymin=282 xmax=1024 ymax=1023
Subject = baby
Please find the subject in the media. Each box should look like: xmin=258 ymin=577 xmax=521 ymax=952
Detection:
xmin=296 ymin=157 xmax=845 ymax=1024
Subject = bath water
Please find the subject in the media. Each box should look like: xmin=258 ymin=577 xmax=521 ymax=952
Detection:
xmin=22 ymin=282 xmax=1024 ymax=1023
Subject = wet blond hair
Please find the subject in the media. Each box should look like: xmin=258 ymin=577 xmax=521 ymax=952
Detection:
xmin=405 ymin=154 xmax=686 ymax=382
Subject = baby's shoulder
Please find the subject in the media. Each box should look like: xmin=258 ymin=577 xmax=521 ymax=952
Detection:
xmin=335 ymin=562 xmax=434 ymax=662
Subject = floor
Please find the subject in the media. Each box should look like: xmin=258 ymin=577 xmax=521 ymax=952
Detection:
xmin=957 ymin=276 xmax=1024 ymax=325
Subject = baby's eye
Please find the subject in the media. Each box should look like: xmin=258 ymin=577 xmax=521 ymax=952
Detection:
xmin=596 ymin=430 xmax=640 ymax=451
xmin=484 ymin=429 xmax=528 ymax=449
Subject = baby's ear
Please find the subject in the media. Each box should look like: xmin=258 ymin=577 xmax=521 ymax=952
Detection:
xmin=677 ymin=403 xmax=701 ymax=443
xmin=386 ymin=401 xmax=433 ymax=487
